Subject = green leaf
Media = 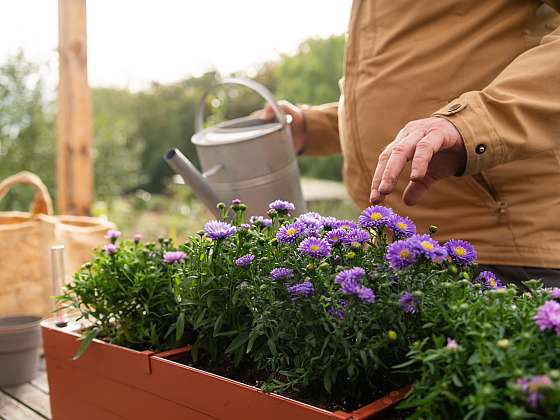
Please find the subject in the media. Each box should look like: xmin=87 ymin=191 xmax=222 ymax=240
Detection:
xmin=225 ymin=332 xmax=249 ymax=354
xmin=176 ymin=312 xmax=185 ymax=342
xmin=73 ymin=328 xmax=100 ymax=360
xmin=323 ymin=368 xmax=333 ymax=393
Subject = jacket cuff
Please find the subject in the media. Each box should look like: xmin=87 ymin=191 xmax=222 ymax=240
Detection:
xmin=301 ymin=104 xmax=341 ymax=156
xmin=433 ymin=92 xmax=505 ymax=175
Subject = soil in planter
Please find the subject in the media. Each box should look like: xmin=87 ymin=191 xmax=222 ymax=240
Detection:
xmin=167 ymin=352 xmax=411 ymax=416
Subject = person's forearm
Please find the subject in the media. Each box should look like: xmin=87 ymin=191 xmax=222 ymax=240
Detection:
xmin=301 ymin=103 xmax=341 ymax=156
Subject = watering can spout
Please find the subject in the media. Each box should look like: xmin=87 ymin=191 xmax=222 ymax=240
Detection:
xmin=165 ymin=148 xmax=221 ymax=217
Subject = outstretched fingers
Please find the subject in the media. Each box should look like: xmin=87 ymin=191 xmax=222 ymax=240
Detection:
xmin=410 ymin=130 xmax=445 ymax=180
xmin=403 ymin=175 xmax=437 ymax=206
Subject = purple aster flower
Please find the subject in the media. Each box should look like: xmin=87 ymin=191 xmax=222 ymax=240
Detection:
xmin=299 ymin=237 xmax=331 ymax=259
xmin=385 ymin=239 xmax=418 ymax=270
xmin=104 ymin=243 xmax=117 ymax=255
xmin=446 ymin=337 xmax=459 ymax=350
xmin=343 ymin=228 xmax=370 ymax=246
xmin=133 ymin=233 xmax=142 ymax=242
xmin=335 ymin=267 xmax=366 ymax=284
xmin=334 ymin=219 xmax=359 ymax=231
xmin=235 ymin=254 xmax=254 ymax=267
xmin=204 ymin=220 xmax=237 ymax=240
xmin=163 ymin=251 xmax=186 ymax=264
xmin=327 ymin=300 xmax=348 ymax=319
xmin=106 ymin=229 xmax=121 ymax=244
xmin=339 ymin=278 xmax=360 ymax=295
xmin=550 ymin=288 xmax=560 ymax=299
xmin=534 ymin=300 xmax=560 ymax=335
xmin=411 ymin=234 xmax=448 ymax=262
xmin=476 ymin=271 xmax=504 ymax=290
xmin=388 ymin=214 xmax=416 ymax=238
xmin=325 ymin=228 xmax=348 ymax=245
xmin=106 ymin=229 xmax=121 ymax=239
xmin=231 ymin=198 xmax=242 ymax=206
xmin=271 ymin=267 xmax=294 ymax=280
xmin=249 ymin=216 xmax=273 ymax=228
xmin=517 ymin=375 xmax=553 ymax=409
xmin=276 ymin=222 xmax=305 ymax=244
xmin=322 ymin=216 xmax=339 ymax=230
xmin=399 ymin=291 xmax=418 ymax=314
xmin=269 ymin=200 xmax=295 ymax=214
xmin=240 ymin=223 xmax=251 ymax=230
xmin=356 ymin=286 xmax=375 ymax=303
xmin=287 ymin=280 xmax=314 ymax=300
xmin=335 ymin=267 xmax=366 ymax=295
xmin=445 ymin=239 xmax=477 ymax=265
xmin=296 ymin=212 xmax=324 ymax=237
xmin=359 ymin=205 xmax=394 ymax=229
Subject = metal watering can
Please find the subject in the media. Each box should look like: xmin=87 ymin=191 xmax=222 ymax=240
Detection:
xmin=165 ymin=78 xmax=306 ymax=218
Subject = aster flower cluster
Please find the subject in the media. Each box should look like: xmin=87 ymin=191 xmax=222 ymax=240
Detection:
xmin=335 ymin=267 xmax=375 ymax=303
xmin=384 ymin=234 xmax=476 ymax=271
xmin=68 ymin=196 xmax=560 ymax=417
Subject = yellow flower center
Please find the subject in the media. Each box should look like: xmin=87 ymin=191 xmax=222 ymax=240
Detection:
xmin=286 ymin=228 xmax=297 ymax=236
xmin=454 ymin=246 xmax=466 ymax=256
xmin=310 ymin=245 xmax=320 ymax=251
xmin=370 ymin=212 xmax=382 ymax=221
xmin=421 ymin=241 xmax=433 ymax=251
xmin=332 ymin=236 xmax=339 ymax=242
xmin=397 ymin=222 xmax=407 ymax=230
xmin=341 ymin=225 xmax=351 ymax=231
xmin=399 ymin=249 xmax=410 ymax=258
xmin=489 ymin=278 xmax=497 ymax=288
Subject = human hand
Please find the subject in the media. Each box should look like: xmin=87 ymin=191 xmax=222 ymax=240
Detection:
xmin=369 ymin=117 xmax=467 ymax=206
xmin=254 ymin=100 xmax=305 ymax=154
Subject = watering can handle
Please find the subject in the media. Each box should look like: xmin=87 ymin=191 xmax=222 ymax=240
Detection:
xmin=195 ymin=77 xmax=286 ymax=133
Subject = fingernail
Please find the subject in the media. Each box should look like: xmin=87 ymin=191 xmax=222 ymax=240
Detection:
xmin=410 ymin=170 xmax=419 ymax=179
xmin=370 ymin=190 xmax=379 ymax=202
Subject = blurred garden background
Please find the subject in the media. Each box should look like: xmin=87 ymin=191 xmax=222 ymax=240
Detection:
xmin=0 ymin=1 xmax=358 ymax=240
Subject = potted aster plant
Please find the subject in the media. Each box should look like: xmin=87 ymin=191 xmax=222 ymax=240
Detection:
xmin=44 ymin=199 xmax=501 ymax=419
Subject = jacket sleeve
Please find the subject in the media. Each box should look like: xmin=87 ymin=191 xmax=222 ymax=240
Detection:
xmin=432 ymin=19 xmax=560 ymax=176
xmin=301 ymin=102 xmax=341 ymax=156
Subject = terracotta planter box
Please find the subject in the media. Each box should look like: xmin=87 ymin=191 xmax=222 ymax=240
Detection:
xmin=42 ymin=319 xmax=410 ymax=420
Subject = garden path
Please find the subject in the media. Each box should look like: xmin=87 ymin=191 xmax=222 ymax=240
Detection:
xmin=0 ymin=355 xmax=51 ymax=420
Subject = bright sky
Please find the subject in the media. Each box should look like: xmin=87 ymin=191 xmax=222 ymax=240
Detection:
xmin=0 ymin=0 xmax=351 ymax=91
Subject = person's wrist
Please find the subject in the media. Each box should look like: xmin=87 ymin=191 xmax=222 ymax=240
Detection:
xmin=296 ymin=111 xmax=307 ymax=155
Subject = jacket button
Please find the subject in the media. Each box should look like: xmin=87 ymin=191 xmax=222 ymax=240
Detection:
xmin=447 ymin=103 xmax=462 ymax=113
xmin=475 ymin=144 xmax=486 ymax=154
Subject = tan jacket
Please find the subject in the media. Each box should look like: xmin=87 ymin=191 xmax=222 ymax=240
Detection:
xmin=302 ymin=0 xmax=560 ymax=268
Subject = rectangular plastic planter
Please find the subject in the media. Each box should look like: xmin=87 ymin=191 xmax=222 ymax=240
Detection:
xmin=42 ymin=319 xmax=409 ymax=420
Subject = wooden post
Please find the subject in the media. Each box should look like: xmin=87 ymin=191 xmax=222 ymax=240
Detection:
xmin=57 ymin=0 xmax=93 ymax=215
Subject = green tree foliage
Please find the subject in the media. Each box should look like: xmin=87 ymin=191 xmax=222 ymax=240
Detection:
xmin=1 ymin=34 xmax=346 ymax=206
xmin=92 ymin=88 xmax=144 ymax=199
xmin=0 ymin=51 xmax=55 ymax=211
